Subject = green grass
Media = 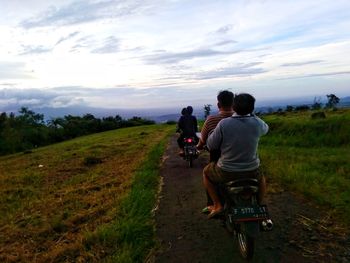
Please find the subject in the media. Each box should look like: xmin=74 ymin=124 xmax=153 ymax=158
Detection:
xmin=260 ymin=109 xmax=350 ymax=225
xmin=83 ymin=138 xmax=168 ymax=263
xmin=261 ymin=109 xmax=350 ymax=147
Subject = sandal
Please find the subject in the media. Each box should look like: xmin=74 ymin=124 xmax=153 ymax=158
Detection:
xmin=201 ymin=206 xmax=214 ymax=214
xmin=208 ymin=208 xmax=223 ymax=219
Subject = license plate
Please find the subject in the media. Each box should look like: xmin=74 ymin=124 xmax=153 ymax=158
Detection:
xmin=231 ymin=205 xmax=269 ymax=221
xmin=185 ymin=146 xmax=197 ymax=155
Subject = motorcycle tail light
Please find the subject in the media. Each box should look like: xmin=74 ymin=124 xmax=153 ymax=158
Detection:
xmin=187 ymin=138 xmax=192 ymax=143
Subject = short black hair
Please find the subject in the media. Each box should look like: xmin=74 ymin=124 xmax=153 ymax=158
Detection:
xmin=181 ymin=107 xmax=187 ymax=115
xmin=186 ymin=106 xmax=193 ymax=115
xmin=233 ymin=93 xmax=255 ymax=115
xmin=217 ymin=90 xmax=234 ymax=108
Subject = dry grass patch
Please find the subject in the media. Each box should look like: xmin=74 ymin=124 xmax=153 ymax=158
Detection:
xmin=0 ymin=125 xmax=173 ymax=262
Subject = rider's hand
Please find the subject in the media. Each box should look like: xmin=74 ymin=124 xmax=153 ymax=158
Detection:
xmin=196 ymin=143 xmax=203 ymax=150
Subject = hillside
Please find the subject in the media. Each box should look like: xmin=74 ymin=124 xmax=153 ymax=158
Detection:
xmin=0 ymin=124 xmax=173 ymax=262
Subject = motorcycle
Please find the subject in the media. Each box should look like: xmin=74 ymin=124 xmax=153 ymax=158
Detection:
xmin=216 ymin=177 xmax=273 ymax=260
xmin=182 ymin=137 xmax=199 ymax=168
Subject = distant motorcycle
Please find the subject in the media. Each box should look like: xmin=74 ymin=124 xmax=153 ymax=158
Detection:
xmin=182 ymin=137 xmax=198 ymax=167
xmin=216 ymin=177 xmax=273 ymax=260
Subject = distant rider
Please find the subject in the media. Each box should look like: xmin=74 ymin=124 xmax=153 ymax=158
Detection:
xmin=177 ymin=106 xmax=198 ymax=155
xmin=176 ymin=107 xmax=188 ymax=134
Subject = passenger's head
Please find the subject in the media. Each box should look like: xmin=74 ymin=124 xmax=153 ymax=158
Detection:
xmin=233 ymin=93 xmax=255 ymax=115
xmin=181 ymin=107 xmax=188 ymax=115
xmin=217 ymin=90 xmax=234 ymax=109
xmin=186 ymin=106 xmax=193 ymax=115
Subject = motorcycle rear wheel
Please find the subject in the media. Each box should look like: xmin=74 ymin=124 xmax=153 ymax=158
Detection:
xmin=224 ymin=210 xmax=234 ymax=235
xmin=188 ymin=156 xmax=193 ymax=168
xmin=237 ymin=230 xmax=255 ymax=260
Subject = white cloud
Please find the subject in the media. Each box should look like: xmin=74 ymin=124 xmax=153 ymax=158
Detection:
xmin=19 ymin=0 xmax=162 ymax=28
xmin=91 ymin=36 xmax=121 ymax=54
xmin=19 ymin=45 xmax=53 ymax=55
xmin=0 ymin=61 xmax=33 ymax=79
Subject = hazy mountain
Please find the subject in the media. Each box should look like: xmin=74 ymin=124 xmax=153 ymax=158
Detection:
xmin=3 ymin=95 xmax=350 ymax=123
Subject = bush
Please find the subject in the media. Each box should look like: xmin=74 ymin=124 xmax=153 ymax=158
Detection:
xmin=311 ymin=112 xmax=326 ymax=119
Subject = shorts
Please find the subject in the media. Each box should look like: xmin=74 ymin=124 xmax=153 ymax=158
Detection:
xmin=204 ymin=162 xmax=261 ymax=184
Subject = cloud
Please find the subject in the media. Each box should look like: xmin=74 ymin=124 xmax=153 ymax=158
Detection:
xmin=91 ymin=36 xmax=120 ymax=53
xmin=70 ymin=35 xmax=95 ymax=51
xmin=0 ymin=62 xmax=32 ymax=79
xmin=55 ymin=31 xmax=80 ymax=46
xmin=214 ymin=40 xmax=237 ymax=46
xmin=0 ymin=87 xmax=87 ymax=112
xmin=214 ymin=24 xmax=234 ymax=34
xmin=0 ymin=82 xmax=17 ymax=87
xmin=143 ymin=48 xmax=238 ymax=64
xmin=151 ymin=62 xmax=267 ymax=83
xmin=192 ymin=62 xmax=267 ymax=80
xmin=20 ymin=0 xmax=158 ymax=28
xmin=143 ymin=44 xmax=270 ymax=65
xmin=281 ymin=60 xmax=324 ymax=67
xmin=278 ymin=71 xmax=350 ymax=80
xmin=0 ymin=85 xmax=215 ymax=113
xmin=19 ymin=45 xmax=52 ymax=55
xmin=71 ymin=35 xmax=121 ymax=53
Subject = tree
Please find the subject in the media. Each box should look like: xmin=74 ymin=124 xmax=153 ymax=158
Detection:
xmin=47 ymin=117 xmax=65 ymax=129
xmin=325 ymin=94 xmax=340 ymax=109
xmin=0 ymin=107 xmax=158 ymax=156
xmin=285 ymin=105 xmax=294 ymax=112
xmin=295 ymin=105 xmax=310 ymax=111
xmin=312 ymin=97 xmax=322 ymax=110
xmin=18 ymin=107 xmax=44 ymax=125
xmin=0 ymin=112 xmax=7 ymax=131
xmin=17 ymin=107 xmax=48 ymax=148
xmin=204 ymin=104 xmax=212 ymax=119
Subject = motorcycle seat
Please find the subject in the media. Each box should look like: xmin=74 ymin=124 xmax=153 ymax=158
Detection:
xmin=225 ymin=178 xmax=259 ymax=194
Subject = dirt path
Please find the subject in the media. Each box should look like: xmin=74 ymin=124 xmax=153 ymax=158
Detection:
xmin=151 ymin=136 xmax=350 ymax=263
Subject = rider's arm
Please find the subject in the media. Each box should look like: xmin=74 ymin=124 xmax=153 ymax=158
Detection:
xmin=196 ymin=139 xmax=204 ymax=150
xmin=196 ymin=118 xmax=209 ymax=149
xmin=177 ymin=116 xmax=184 ymax=133
xmin=255 ymin=116 xmax=269 ymax=135
xmin=193 ymin=116 xmax=198 ymax=132
xmin=206 ymin=122 xmax=223 ymax=151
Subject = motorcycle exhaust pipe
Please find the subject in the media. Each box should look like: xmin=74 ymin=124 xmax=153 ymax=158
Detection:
xmin=261 ymin=219 xmax=273 ymax=231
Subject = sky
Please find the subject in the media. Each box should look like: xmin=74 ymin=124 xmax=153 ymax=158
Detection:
xmin=0 ymin=0 xmax=350 ymax=113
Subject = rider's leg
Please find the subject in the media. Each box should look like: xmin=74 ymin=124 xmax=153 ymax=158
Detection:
xmin=206 ymin=152 xmax=220 ymax=207
xmin=177 ymin=135 xmax=185 ymax=155
xmin=203 ymin=165 xmax=223 ymax=213
xmin=203 ymin=175 xmax=222 ymax=211
xmin=206 ymin=190 xmax=213 ymax=206
xmin=177 ymin=135 xmax=183 ymax=148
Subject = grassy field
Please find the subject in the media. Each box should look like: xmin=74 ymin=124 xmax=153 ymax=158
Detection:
xmin=0 ymin=124 xmax=173 ymax=262
xmin=259 ymin=109 xmax=350 ymax=226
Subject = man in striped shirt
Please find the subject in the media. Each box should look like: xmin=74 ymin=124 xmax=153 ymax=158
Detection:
xmin=197 ymin=90 xmax=234 ymax=161
xmin=197 ymin=90 xmax=234 ymax=212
